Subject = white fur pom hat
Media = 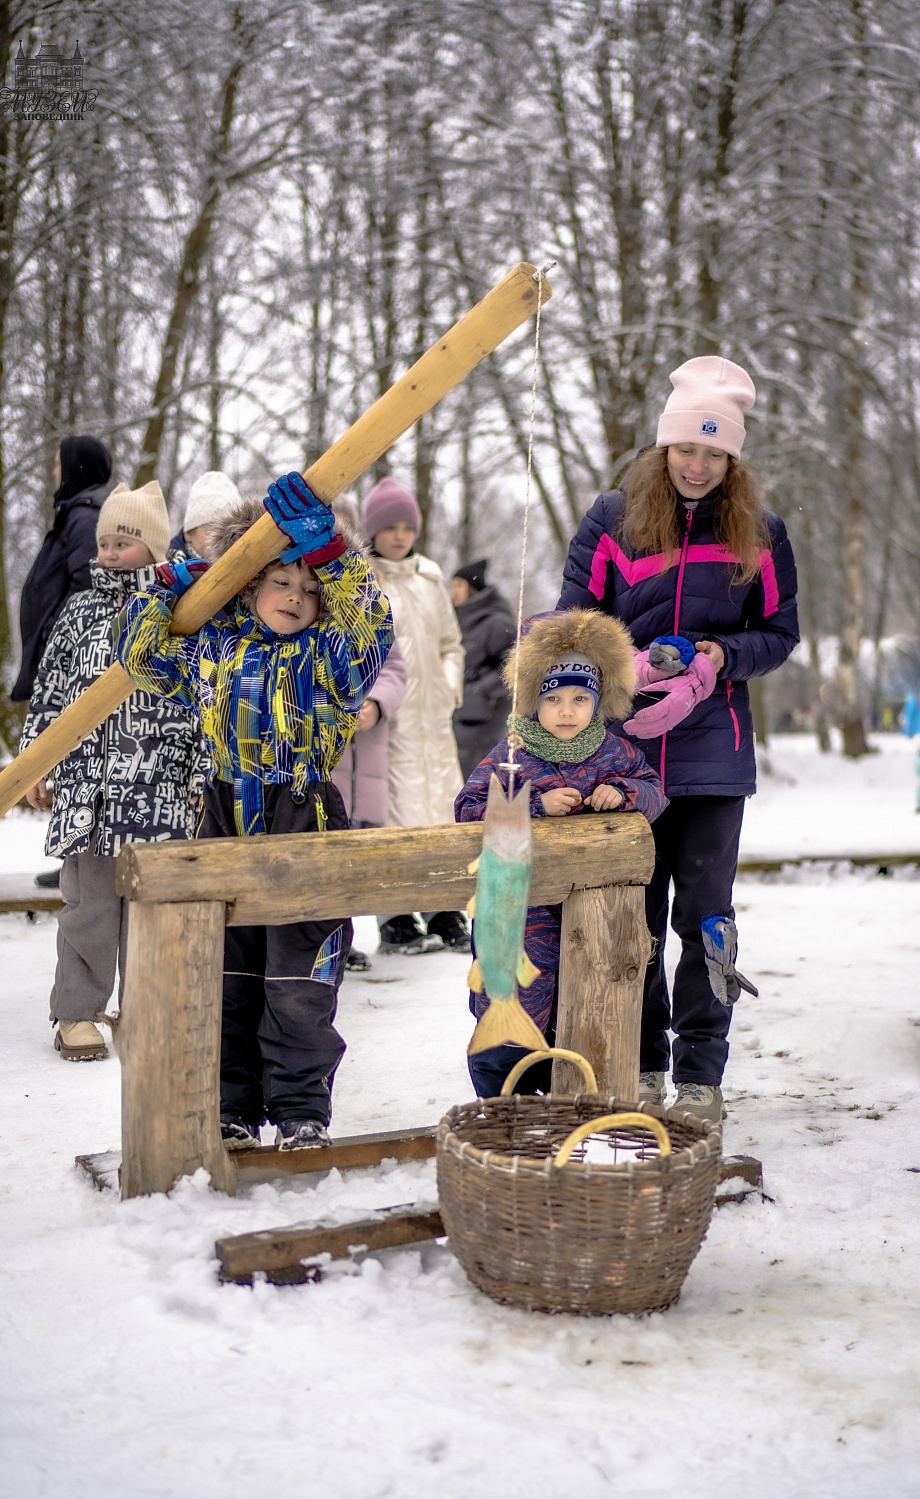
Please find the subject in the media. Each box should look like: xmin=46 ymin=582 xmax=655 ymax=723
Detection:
xmin=656 ymin=356 xmax=756 ymax=458
xmin=96 ymin=480 xmax=170 ymax=563
xmin=183 ymin=470 xmax=242 ymax=531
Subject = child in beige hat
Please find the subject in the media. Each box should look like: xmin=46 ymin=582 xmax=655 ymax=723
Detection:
xmin=21 ymin=478 xmax=203 ymax=1061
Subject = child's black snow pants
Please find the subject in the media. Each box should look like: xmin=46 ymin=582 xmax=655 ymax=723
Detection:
xmin=640 ymin=794 xmax=745 ymax=1087
xmin=199 ymin=780 xmax=352 ymax=1127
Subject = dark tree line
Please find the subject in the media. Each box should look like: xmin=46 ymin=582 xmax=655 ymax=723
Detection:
xmin=1 ymin=0 xmax=918 ymax=754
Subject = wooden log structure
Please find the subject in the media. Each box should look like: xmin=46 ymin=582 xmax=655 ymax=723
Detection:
xmin=216 ymin=1204 xmax=446 ymax=1285
xmin=212 ymin=1156 xmax=768 ymax=1286
xmin=0 ymin=262 xmax=551 ymax=819
xmin=114 ymin=815 xmax=654 ymax=1200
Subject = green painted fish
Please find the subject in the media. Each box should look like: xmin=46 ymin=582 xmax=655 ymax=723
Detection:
xmin=466 ymin=773 xmax=548 ymax=1056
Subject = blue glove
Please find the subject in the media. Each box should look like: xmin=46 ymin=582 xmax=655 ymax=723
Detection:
xmin=264 ymin=472 xmax=335 ymax=562
xmin=155 ymin=559 xmax=210 ymax=596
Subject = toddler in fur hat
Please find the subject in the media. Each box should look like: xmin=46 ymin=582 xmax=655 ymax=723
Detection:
xmin=455 ymin=607 xmax=668 ymax=1097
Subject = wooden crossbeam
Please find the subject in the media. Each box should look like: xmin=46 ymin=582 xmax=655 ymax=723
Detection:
xmin=115 ymin=814 xmax=654 ymax=924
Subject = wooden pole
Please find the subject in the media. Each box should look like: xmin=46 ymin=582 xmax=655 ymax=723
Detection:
xmin=554 ymin=885 xmax=651 ymax=1100
xmin=119 ymin=900 xmax=235 ymax=1199
xmin=0 ymin=262 xmax=552 ymax=817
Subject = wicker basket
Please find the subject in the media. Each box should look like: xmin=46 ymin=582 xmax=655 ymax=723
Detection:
xmin=437 ymin=1049 xmax=722 ymax=1315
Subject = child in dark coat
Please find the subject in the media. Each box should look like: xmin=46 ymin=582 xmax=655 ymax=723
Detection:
xmin=455 ymin=608 xmax=667 ymax=1096
xmin=117 ymin=474 xmax=394 ymax=1150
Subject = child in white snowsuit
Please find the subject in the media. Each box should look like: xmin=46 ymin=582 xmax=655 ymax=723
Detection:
xmin=117 ymin=474 xmax=394 ymax=1150
xmin=456 ymin=608 xmax=668 ymax=1097
xmin=22 ymin=481 xmax=203 ymax=1061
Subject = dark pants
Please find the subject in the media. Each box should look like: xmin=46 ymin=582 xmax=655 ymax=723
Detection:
xmin=641 ymin=795 xmax=745 ymax=1086
xmin=200 ymin=780 xmax=352 ymax=1126
xmin=467 ymin=1010 xmax=556 ymax=1098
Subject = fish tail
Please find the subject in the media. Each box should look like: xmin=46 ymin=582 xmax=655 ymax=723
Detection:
xmin=516 ymin=952 xmax=540 ymax=988
xmin=467 ymin=996 xmax=550 ymax=1056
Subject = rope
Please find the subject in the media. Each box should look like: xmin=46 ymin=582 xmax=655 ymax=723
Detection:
xmin=502 ymin=261 xmax=555 ymax=796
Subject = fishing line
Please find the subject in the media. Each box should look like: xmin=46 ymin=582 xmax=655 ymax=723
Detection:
xmin=502 ymin=260 xmax=555 ymax=798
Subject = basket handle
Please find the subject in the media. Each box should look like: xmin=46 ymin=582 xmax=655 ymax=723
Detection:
xmin=553 ymin=1112 xmax=672 ymax=1169
xmin=499 ymin=1048 xmax=598 ymax=1097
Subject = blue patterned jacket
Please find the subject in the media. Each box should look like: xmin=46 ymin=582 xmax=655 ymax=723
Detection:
xmin=116 ymin=549 xmax=393 ymax=836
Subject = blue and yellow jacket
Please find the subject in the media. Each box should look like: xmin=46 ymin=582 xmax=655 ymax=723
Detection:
xmin=116 ymin=549 xmax=393 ymax=836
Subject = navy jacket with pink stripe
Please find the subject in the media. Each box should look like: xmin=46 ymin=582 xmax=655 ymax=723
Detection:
xmin=557 ymin=489 xmax=798 ymax=797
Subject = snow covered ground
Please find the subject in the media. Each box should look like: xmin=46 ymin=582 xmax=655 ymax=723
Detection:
xmin=1 ymin=736 xmax=919 ymax=1499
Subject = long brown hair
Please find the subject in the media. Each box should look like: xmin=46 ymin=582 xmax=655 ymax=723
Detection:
xmin=619 ymin=447 xmax=769 ymax=584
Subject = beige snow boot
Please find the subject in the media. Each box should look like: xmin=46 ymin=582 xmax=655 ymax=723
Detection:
xmin=673 ymin=1082 xmax=725 ymax=1123
xmin=55 ymin=1020 xmax=109 ymax=1061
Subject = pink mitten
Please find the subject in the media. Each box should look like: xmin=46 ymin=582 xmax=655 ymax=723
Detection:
xmin=623 ymin=653 xmax=717 ymax=737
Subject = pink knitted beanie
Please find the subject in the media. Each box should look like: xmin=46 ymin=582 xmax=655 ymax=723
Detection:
xmin=362 ymin=477 xmax=422 ymax=539
xmin=656 ymin=356 xmax=756 ymax=458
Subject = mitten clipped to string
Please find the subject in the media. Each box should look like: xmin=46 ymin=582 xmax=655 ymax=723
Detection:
xmin=625 ymin=635 xmax=717 ymax=738
xmin=701 ymin=916 xmax=759 ymax=1006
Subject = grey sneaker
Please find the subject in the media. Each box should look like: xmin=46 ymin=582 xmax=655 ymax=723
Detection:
xmin=674 ymin=1082 xmax=725 ymax=1123
xmin=638 ymin=1070 xmax=666 ymax=1106
xmin=276 ymin=1119 xmax=332 ymax=1151
xmin=220 ymin=1115 xmax=262 ymax=1150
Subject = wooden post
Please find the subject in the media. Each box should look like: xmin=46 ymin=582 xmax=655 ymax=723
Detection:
xmin=0 ymin=263 xmax=552 ymax=818
xmin=554 ymin=885 xmax=651 ymax=1100
xmin=119 ymin=900 xmax=235 ymax=1200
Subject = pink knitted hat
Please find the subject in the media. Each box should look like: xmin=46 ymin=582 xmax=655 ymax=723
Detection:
xmin=362 ymin=477 xmax=422 ymax=538
xmin=656 ymin=356 xmax=756 ymax=458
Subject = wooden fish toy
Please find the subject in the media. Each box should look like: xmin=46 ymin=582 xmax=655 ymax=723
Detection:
xmin=466 ymin=773 xmax=549 ymax=1056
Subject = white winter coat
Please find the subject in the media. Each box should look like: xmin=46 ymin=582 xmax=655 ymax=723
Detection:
xmin=371 ymin=551 xmax=464 ymax=826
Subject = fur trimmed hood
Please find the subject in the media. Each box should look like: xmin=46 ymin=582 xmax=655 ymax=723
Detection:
xmin=208 ymin=493 xmax=365 ymax=610
xmin=502 ymin=608 xmax=636 ymax=720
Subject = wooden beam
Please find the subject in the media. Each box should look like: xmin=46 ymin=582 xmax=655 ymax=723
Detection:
xmin=233 ymin=1126 xmax=436 ymax=1175
xmin=216 ymin=1204 xmax=445 ymax=1284
xmin=116 ymin=814 xmax=654 ymax=923
xmin=554 ymin=884 xmax=651 ymax=1098
xmin=0 ymin=263 xmax=552 ymax=818
xmin=119 ymin=900 xmax=236 ymax=1199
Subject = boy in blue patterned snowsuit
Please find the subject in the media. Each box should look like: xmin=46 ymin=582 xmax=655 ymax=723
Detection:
xmin=117 ymin=475 xmax=393 ymax=1149
xmin=455 ymin=608 xmax=667 ymax=1096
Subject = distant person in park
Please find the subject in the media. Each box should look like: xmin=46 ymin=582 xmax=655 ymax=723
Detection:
xmin=12 ymin=434 xmax=113 ymax=706
xmin=558 ymin=356 xmax=799 ymax=1123
xmin=21 ymin=481 xmax=202 ymax=1062
xmin=117 ymin=474 xmax=393 ymax=1151
xmin=363 ymin=477 xmax=470 ymax=954
xmin=456 ymin=609 xmax=667 ymax=1097
xmin=329 ymin=498 xmax=408 ymax=972
xmin=902 ymin=690 xmax=920 ymax=812
xmin=169 ymin=469 xmax=242 ymax=559
xmin=450 ymin=558 xmax=516 ymax=780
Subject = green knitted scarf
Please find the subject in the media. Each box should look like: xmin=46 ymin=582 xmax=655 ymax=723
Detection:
xmin=510 ymin=713 xmax=605 ymax=764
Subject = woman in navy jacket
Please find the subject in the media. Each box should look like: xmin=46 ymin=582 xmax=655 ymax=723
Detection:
xmin=558 ymin=357 xmax=798 ymax=1122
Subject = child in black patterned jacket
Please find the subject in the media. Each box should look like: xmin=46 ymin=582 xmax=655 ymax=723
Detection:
xmin=22 ymin=480 xmax=203 ymax=1062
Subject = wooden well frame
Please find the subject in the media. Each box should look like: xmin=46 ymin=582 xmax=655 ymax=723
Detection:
xmin=113 ymin=813 xmax=654 ymax=1200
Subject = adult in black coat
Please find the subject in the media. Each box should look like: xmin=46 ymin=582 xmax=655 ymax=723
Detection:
xmin=11 ymin=435 xmax=112 ymax=702
xmin=450 ymin=558 xmax=516 ymax=780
